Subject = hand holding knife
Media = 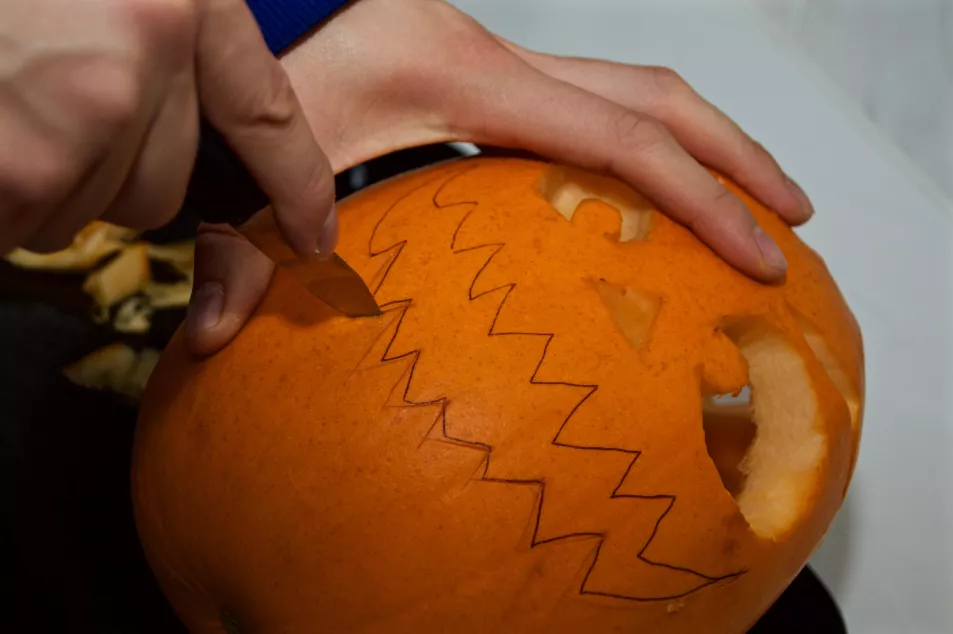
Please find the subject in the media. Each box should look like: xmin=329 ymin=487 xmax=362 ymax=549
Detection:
xmin=180 ymin=119 xmax=381 ymax=318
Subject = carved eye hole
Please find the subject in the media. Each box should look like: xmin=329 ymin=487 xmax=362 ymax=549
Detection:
xmin=702 ymin=320 xmax=826 ymax=540
xmin=593 ymin=280 xmax=661 ymax=352
xmin=538 ymin=165 xmax=654 ymax=242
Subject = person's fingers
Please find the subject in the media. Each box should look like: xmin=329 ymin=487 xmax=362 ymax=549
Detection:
xmin=496 ymin=38 xmax=812 ymax=226
xmin=1 ymin=51 xmax=160 ymax=253
xmin=184 ymin=223 xmax=275 ymax=356
xmin=194 ymin=0 xmax=337 ymax=257
xmin=448 ymin=60 xmax=787 ymax=281
xmin=101 ymin=67 xmax=199 ymax=230
xmin=15 ymin=70 xmax=162 ymax=254
xmin=9 ymin=0 xmax=198 ymax=253
xmin=0 ymin=91 xmax=85 ymax=253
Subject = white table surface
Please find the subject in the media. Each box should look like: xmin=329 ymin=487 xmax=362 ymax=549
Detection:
xmin=448 ymin=1 xmax=953 ymax=632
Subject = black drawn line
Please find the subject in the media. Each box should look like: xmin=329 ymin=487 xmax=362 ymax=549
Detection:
xmin=362 ymin=165 xmax=746 ymax=602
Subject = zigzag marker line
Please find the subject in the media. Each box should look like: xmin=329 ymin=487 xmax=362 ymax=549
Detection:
xmin=365 ymin=165 xmax=746 ymax=602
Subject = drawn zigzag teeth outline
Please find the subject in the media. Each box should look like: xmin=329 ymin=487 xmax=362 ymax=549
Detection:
xmin=363 ymin=165 xmax=746 ymax=602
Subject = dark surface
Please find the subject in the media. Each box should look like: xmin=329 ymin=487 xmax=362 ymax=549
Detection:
xmin=182 ymin=119 xmax=272 ymax=228
xmin=4 ymin=145 xmax=847 ymax=633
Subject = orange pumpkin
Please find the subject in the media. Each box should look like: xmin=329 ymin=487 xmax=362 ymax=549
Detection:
xmin=132 ymin=157 xmax=864 ymax=634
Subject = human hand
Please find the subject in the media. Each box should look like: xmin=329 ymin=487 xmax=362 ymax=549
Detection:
xmin=0 ymin=0 xmax=336 ymax=258
xmin=188 ymin=0 xmax=814 ymax=354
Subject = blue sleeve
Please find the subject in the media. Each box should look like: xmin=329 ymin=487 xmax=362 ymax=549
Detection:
xmin=245 ymin=0 xmax=353 ymax=54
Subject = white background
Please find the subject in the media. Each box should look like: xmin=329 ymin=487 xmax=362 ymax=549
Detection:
xmin=759 ymin=0 xmax=953 ymax=203
xmin=448 ymin=1 xmax=953 ymax=632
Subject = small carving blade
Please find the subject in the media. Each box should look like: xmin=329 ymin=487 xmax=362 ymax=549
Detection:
xmin=181 ymin=119 xmax=381 ymax=317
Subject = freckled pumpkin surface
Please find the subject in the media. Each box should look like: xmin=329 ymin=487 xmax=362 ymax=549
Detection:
xmin=132 ymin=158 xmax=864 ymax=634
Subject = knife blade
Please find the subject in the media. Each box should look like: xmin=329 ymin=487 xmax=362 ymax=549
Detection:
xmin=180 ymin=118 xmax=381 ymax=317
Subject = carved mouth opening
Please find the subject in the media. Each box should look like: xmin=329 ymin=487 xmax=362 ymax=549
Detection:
xmin=703 ymin=386 xmax=756 ymax=499
xmin=703 ymin=324 xmax=826 ymax=539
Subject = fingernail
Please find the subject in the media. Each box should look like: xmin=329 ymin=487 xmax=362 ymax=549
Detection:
xmin=786 ymin=176 xmax=814 ymax=217
xmin=315 ymin=205 xmax=339 ymax=261
xmin=185 ymin=282 xmax=225 ymax=335
xmin=753 ymin=226 xmax=787 ymax=273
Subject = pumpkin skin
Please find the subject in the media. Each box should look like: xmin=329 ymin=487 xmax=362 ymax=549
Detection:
xmin=132 ymin=157 xmax=864 ymax=634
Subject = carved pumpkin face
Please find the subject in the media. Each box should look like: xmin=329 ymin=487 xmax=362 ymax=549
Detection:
xmin=132 ymin=157 xmax=863 ymax=634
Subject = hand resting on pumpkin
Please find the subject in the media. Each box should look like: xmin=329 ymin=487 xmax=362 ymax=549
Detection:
xmin=185 ymin=0 xmax=815 ymax=355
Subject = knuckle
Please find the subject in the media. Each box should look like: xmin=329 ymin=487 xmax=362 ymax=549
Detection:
xmin=650 ymin=66 xmax=691 ymax=99
xmin=121 ymin=0 xmax=197 ymax=43
xmin=610 ymin=110 xmax=645 ymax=145
xmin=737 ymin=136 xmax=785 ymax=179
xmin=237 ymin=66 xmax=298 ymax=130
xmin=687 ymin=185 xmax=742 ymax=235
xmin=3 ymin=145 xmax=74 ymax=209
xmin=610 ymin=110 xmax=668 ymax=153
xmin=78 ymin=59 xmax=142 ymax=130
xmin=711 ymin=182 xmax=737 ymax=207
xmin=706 ymin=189 xmax=744 ymax=227
xmin=751 ymin=138 xmax=780 ymax=166
xmin=161 ymin=0 xmax=198 ymax=25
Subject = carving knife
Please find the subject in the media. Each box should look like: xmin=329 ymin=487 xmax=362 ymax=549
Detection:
xmin=179 ymin=119 xmax=381 ymax=318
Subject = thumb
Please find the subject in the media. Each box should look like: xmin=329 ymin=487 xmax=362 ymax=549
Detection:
xmin=184 ymin=223 xmax=274 ymax=356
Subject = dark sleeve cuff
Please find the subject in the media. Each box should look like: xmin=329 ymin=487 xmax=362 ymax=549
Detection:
xmin=246 ymin=0 xmax=352 ymax=54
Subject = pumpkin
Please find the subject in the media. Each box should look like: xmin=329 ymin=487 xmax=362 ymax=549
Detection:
xmin=132 ymin=157 xmax=864 ymax=634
